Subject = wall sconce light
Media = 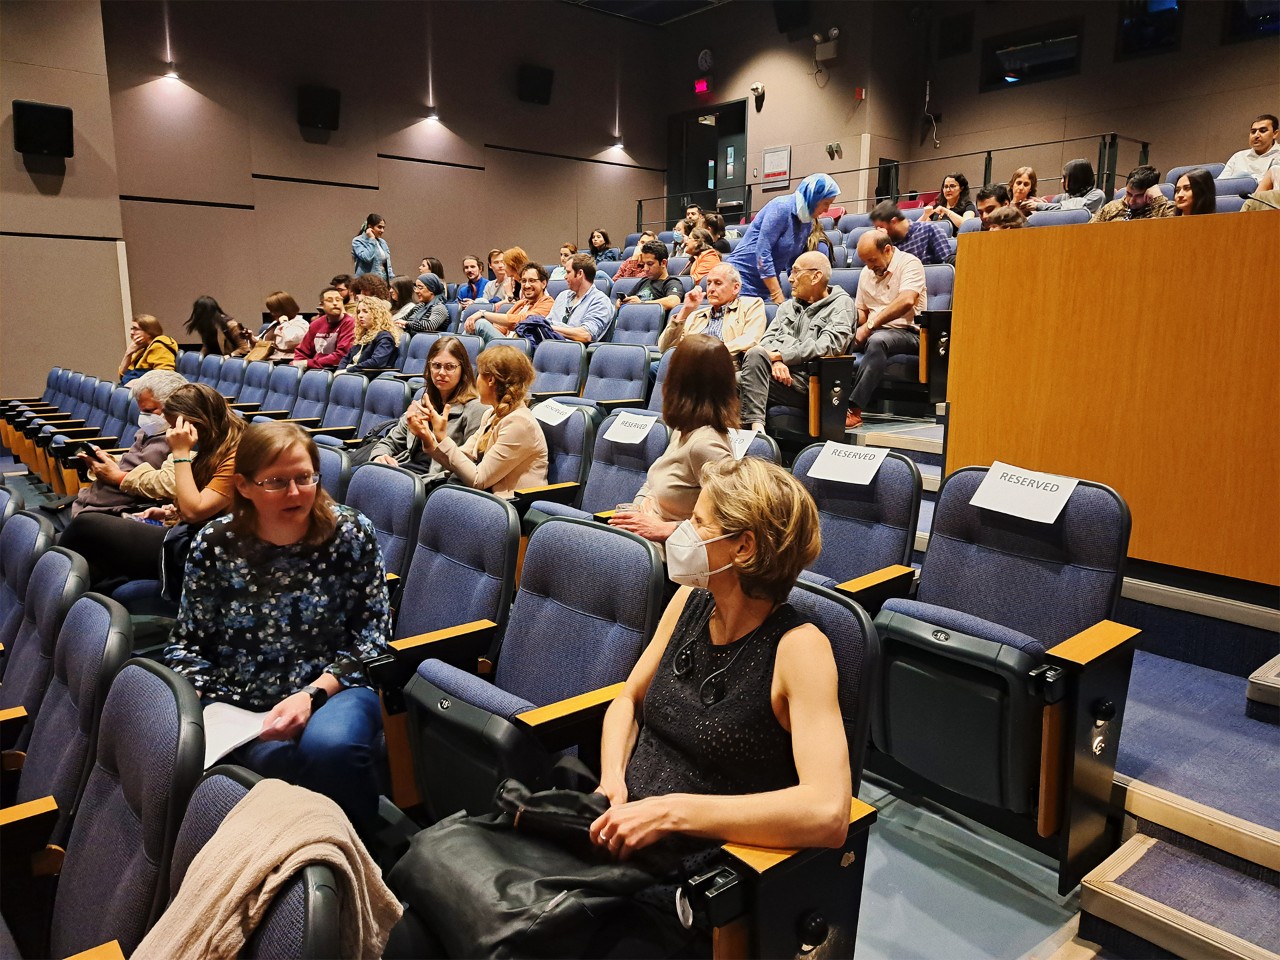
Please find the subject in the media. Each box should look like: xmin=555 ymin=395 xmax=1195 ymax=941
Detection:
xmin=425 ymin=105 xmax=440 ymax=121
xmin=611 ymin=133 xmax=625 ymax=149
xmin=164 ymin=60 xmax=180 ymax=79
xmin=749 ymin=82 xmax=765 ymax=113
xmin=826 ymin=142 xmax=843 ymax=160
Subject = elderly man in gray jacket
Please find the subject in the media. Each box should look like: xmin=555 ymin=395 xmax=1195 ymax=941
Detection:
xmin=737 ymin=251 xmax=855 ymax=432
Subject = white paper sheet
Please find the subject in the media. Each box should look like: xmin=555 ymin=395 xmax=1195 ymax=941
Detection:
xmin=602 ymin=412 xmax=659 ymax=444
xmin=968 ymin=460 xmax=1080 ymax=524
xmin=533 ymin=399 xmax=574 ymax=426
xmin=805 ymin=441 xmax=890 ymax=485
xmin=203 ymin=701 xmax=271 ymax=769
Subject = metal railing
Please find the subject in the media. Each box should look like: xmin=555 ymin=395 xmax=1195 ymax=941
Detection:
xmin=634 ymin=131 xmax=1150 ymax=232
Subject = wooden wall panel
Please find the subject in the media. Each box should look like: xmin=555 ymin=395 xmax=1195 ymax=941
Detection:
xmin=946 ymin=214 xmax=1280 ymax=586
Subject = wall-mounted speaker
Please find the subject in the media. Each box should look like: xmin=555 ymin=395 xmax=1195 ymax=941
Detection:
xmin=12 ymin=100 xmax=74 ymax=158
xmin=297 ymin=85 xmax=341 ymax=131
xmin=773 ymin=0 xmax=811 ymax=34
xmin=516 ymin=64 xmax=554 ymax=106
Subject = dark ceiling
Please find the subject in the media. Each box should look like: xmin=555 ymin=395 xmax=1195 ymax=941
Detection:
xmin=563 ymin=0 xmax=731 ymax=27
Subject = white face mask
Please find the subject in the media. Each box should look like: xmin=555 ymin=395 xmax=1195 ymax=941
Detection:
xmin=666 ymin=520 xmax=739 ymax=589
xmin=136 ymin=412 xmax=169 ymax=438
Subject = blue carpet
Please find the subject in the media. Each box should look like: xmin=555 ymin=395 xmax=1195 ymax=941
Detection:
xmin=1118 ymin=839 xmax=1280 ymax=952
xmin=1117 ymin=652 xmax=1280 ymax=830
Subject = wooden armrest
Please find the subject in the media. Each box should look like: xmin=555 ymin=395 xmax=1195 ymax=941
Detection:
xmin=359 ymin=368 xmax=401 ymax=376
xmin=596 ymin=398 xmax=646 ymax=413
xmin=593 ymin=509 xmax=617 ymax=523
xmin=513 ymin=682 xmax=624 ymax=751
xmin=833 ymin=564 xmax=915 ymax=615
xmin=390 ymin=372 xmax=422 ymax=380
xmin=65 ymin=941 xmax=127 ymax=960
xmin=0 ymin=706 xmax=29 ymax=731
xmin=2 ymin=749 xmax=26 ymax=772
xmin=720 ymin=798 xmax=878 ymax=875
xmin=308 ymin=425 xmax=358 ymax=438
xmin=389 ymin=619 xmax=498 ymax=673
xmin=274 ymin=417 xmax=322 ymax=427
xmin=513 ymin=481 xmax=580 ymax=513
xmin=1046 ymin=620 xmax=1141 ymax=669
xmin=1 ymin=396 xmax=48 ymax=404
xmin=229 ymin=402 xmax=261 ymax=411
xmin=530 ymin=390 xmax=581 ymax=401
xmin=54 ymin=438 xmax=118 ymax=459
xmin=0 ymin=795 xmax=58 ymax=863
xmin=251 ymin=409 xmax=292 ymax=419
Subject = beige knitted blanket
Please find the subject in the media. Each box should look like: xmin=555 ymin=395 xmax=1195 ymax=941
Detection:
xmin=134 ymin=778 xmax=402 ymax=959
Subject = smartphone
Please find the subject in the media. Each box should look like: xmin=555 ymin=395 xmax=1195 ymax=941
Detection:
xmin=75 ymin=442 xmax=102 ymax=459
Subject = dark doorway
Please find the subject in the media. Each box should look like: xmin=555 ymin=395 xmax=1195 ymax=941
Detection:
xmin=665 ymin=100 xmax=748 ymax=232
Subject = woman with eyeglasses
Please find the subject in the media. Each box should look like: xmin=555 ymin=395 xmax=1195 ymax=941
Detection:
xmin=362 ymin=336 xmax=485 ymax=473
xmin=163 ymin=420 xmax=391 ymax=829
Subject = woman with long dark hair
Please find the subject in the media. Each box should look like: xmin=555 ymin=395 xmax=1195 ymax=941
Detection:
xmin=923 ymin=172 xmax=976 ymax=229
xmin=164 ymin=421 xmax=391 ymax=828
xmin=352 ymin=213 xmax=394 ymax=281
xmin=587 ymin=228 xmax=620 ymax=263
xmin=185 ymin=295 xmax=253 ymax=357
xmin=1035 ymin=159 xmax=1106 ymax=214
xmin=1173 ymin=169 xmax=1216 ymax=216
xmin=609 ymin=334 xmax=735 ymax=545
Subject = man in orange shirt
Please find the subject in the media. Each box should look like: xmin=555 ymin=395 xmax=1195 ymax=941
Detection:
xmin=467 ymin=263 xmax=555 ymax=346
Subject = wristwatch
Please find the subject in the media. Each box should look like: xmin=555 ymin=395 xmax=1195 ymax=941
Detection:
xmin=301 ymin=685 xmax=329 ymax=710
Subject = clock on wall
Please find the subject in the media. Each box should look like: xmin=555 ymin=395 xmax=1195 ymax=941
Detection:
xmin=698 ymin=48 xmax=714 ymax=72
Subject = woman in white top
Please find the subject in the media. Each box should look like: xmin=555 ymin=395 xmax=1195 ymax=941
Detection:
xmin=259 ymin=291 xmax=310 ymax=363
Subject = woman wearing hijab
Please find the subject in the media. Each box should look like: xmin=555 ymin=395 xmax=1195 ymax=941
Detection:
xmin=725 ymin=173 xmax=840 ymax=304
xmin=397 ymin=273 xmax=449 ymax=335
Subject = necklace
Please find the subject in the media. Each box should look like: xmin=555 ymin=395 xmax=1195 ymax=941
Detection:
xmin=672 ymin=597 xmax=772 ymax=706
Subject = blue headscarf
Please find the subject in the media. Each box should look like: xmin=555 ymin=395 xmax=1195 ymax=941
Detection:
xmin=794 ymin=173 xmax=841 ymax=223
xmin=417 ymin=272 xmax=445 ymax=296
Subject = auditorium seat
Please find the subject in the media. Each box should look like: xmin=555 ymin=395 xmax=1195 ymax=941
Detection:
xmin=829 ymin=268 xmax=861 ymax=299
xmin=742 ymin=430 xmax=781 ymax=464
xmin=667 ymin=255 xmax=690 ymax=275
xmin=176 ymin=351 xmax=200 ymax=379
xmin=0 ymin=485 xmax=20 ymax=532
xmin=316 ymin=442 xmax=352 ymax=502
xmin=562 ymin=343 xmax=650 ymax=413
xmin=345 ymin=463 xmax=427 ymax=581
xmin=647 ymin=350 xmax=672 ymax=413
xmin=611 ymin=303 xmax=665 ymax=352
xmin=399 ymin=516 xmax=664 ymax=820
xmin=254 ymin=363 xmax=302 ymax=418
xmin=596 ymin=260 xmax=622 ymax=279
xmin=924 ymin=264 xmax=955 ymax=309
xmin=233 ymin=360 xmax=272 ymax=409
xmin=212 ymin=356 xmax=246 ymax=399
xmin=1 ymin=659 xmax=203 ymax=958
xmin=396 ymin=332 xmax=438 ymax=379
xmin=530 ymin=340 xmax=588 ymax=399
xmin=610 ymin=277 xmax=642 ymax=300
xmin=1165 ymin=162 xmax=1225 ymax=184
xmin=196 ymin=354 xmax=223 ymax=386
xmin=1026 ymin=209 xmax=1091 ymax=227
xmin=525 ymin=409 xmax=670 ymax=522
xmin=0 ymin=547 xmax=88 ymax=753
xmin=316 ymin=376 xmax=411 ymax=448
xmin=3 ymin=593 xmax=130 ymax=854
xmin=253 ymin=368 xmax=329 ymax=424
xmin=546 ymin=279 xmax=568 ymax=299
xmin=457 ymin=303 xmax=488 ymax=335
xmin=514 ymin=402 xmax=599 ymax=519
xmin=838 ymin=213 xmax=872 ymax=232
xmin=1215 ymin=194 xmax=1246 ymax=213
xmin=958 ymin=217 xmax=983 ymax=234
xmin=592 ymin=273 xmax=613 ymax=294
xmin=868 ymin=466 xmax=1138 ymax=892
xmin=791 ymin=444 xmax=920 ymax=601
xmin=302 ymin=372 xmax=366 ymax=439
xmin=0 ymin=511 xmax=56 ymax=670
xmin=162 ymin=764 xmax=344 ymax=959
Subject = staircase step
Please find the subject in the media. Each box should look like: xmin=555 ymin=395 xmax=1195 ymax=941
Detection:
xmin=862 ymin=423 xmax=944 ymax=456
xmin=1080 ymin=835 xmax=1280 ymax=959
xmin=918 ymin=462 xmax=940 ymax=494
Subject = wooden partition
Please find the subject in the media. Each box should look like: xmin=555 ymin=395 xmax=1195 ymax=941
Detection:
xmin=946 ymin=213 xmax=1280 ymax=587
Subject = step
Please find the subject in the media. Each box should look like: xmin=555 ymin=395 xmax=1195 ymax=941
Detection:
xmin=1080 ymin=835 xmax=1280 ymax=960
xmin=1247 ymin=654 xmax=1280 ymax=725
xmin=918 ymin=461 xmax=940 ymax=494
xmin=861 ymin=423 xmax=944 ymax=456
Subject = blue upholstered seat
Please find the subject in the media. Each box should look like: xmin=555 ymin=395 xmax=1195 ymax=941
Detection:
xmin=345 ymin=463 xmax=426 ymax=579
xmin=0 ymin=511 xmax=56 ymax=665
xmin=531 ymin=340 xmax=587 ymax=397
xmin=612 ymin=304 xmax=665 ymax=350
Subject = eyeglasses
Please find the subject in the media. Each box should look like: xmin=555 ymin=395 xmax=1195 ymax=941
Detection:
xmin=253 ymin=472 xmax=320 ymax=492
xmin=429 ymin=362 xmax=461 ymax=373
xmin=788 ymin=267 xmax=821 ymax=278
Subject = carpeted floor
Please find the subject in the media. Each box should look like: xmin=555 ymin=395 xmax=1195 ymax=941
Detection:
xmin=1117 ymin=652 xmax=1280 ymax=831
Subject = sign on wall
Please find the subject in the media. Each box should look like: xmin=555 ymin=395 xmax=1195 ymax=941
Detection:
xmin=762 ymin=145 xmax=791 ymax=185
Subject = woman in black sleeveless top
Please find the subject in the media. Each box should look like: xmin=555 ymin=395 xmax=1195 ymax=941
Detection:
xmin=589 ymin=456 xmax=852 ymax=860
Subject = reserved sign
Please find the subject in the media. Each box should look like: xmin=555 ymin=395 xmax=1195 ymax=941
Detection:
xmin=728 ymin=427 xmax=757 ymax=461
xmin=806 ymin=441 xmax=889 ymax=485
xmin=603 ymin=412 xmax=659 ymax=444
xmin=533 ymin=399 xmax=574 ymax=426
xmin=969 ymin=460 xmax=1079 ymax=523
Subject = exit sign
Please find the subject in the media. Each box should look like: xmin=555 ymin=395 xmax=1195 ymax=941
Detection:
xmin=694 ymin=76 xmax=712 ymax=94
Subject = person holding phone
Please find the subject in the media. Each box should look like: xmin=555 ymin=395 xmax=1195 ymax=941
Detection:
xmin=352 ymin=213 xmax=394 ymax=281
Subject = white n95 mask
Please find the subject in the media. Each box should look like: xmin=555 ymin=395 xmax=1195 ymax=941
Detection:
xmin=665 ymin=520 xmax=739 ymax=589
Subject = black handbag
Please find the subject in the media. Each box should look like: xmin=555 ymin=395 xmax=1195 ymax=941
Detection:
xmin=387 ymin=780 xmax=695 ymax=959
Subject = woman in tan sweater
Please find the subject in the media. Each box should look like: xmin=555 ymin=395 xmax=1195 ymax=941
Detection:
xmin=609 ymin=334 xmax=736 ymax=545
xmin=406 ymin=345 xmax=547 ymax=499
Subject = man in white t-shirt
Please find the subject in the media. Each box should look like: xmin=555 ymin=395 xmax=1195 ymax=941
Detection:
xmin=846 ymin=231 xmax=927 ymax=429
xmin=1219 ymin=115 xmax=1279 ymax=180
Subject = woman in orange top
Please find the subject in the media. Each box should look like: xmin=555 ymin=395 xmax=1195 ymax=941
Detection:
xmin=680 ymin=228 xmax=722 ymax=283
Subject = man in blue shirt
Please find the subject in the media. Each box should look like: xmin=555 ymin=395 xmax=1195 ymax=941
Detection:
xmin=870 ymin=201 xmax=951 ymax=265
xmin=545 ymin=254 xmax=614 ymax=343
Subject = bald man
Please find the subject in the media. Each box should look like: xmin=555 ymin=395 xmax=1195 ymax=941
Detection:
xmin=846 ymin=231 xmax=927 ymax=429
xmin=737 ymin=251 xmax=855 ymax=432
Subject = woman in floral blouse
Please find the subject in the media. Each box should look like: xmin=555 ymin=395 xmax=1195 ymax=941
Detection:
xmin=164 ymin=420 xmax=391 ymax=827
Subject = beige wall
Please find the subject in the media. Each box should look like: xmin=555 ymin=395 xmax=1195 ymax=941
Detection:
xmin=658 ymin=0 xmax=1275 ymax=210
xmin=101 ymin=0 xmax=665 ymax=331
xmin=0 ymin=0 xmax=126 ymax=393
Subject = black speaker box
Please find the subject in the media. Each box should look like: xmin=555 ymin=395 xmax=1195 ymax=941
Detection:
xmin=12 ymin=100 xmax=74 ymax=158
xmin=773 ymin=0 xmax=811 ymax=34
xmin=297 ymin=85 xmax=341 ymax=131
xmin=516 ymin=64 xmax=554 ymax=106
